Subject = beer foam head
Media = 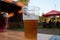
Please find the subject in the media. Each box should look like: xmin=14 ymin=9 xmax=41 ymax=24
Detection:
xmin=23 ymin=13 xmax=39 ymax=20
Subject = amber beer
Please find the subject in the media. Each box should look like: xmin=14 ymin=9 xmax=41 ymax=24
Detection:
xmin=24 ymin=20 xmax=38 ymax=40
xmin=23 ymin=14 xmax=39 ymax=40
xmin=22 ymin=6 xmax=39 ymax=40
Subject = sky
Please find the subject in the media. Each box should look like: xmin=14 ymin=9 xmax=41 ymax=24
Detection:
xmin=28 ymin=0 xmax=60 ymax=16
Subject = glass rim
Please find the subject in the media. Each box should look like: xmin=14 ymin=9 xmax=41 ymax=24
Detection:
xmin=22 ymin=6 xmax=40 ymax=10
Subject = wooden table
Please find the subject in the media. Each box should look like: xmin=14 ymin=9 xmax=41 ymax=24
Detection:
xmin=0 ymin=30 xmax=25 ymax=40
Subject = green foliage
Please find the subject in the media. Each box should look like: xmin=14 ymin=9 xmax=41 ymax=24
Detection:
xmin=7 ymin=22 xmax=24 ymax=31
xmin=39 ymin=16 xmax=45 ymax=22
xmin=38 ymin=22 xmax=43 ymax=28
xmin=18 ymin=0 xmax=30 ymax=5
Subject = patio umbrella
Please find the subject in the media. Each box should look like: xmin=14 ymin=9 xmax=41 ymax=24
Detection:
xmin=43 ymin=10 xmax=60 ymax=17
xmin=0 ymin=1 xmax=22 ymax=13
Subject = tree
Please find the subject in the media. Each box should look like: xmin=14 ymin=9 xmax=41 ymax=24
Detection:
xmin=39 ymin=16 xmax=45 ymax=22
xmin=18 ymin=0 xmax=30 ymax=5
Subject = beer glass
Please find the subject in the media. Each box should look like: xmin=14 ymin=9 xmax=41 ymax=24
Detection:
xmin=22 ymin=6 xmax=40 ymax=40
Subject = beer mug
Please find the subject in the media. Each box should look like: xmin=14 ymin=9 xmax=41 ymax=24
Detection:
xmin=22 ymin=6 xmax=40 ymax=40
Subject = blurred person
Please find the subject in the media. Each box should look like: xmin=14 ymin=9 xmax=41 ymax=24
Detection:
xmin=56 ymin=20 xmax=60 ymax=28
xmin=0 ymin=12 xmax=7 ymax=32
